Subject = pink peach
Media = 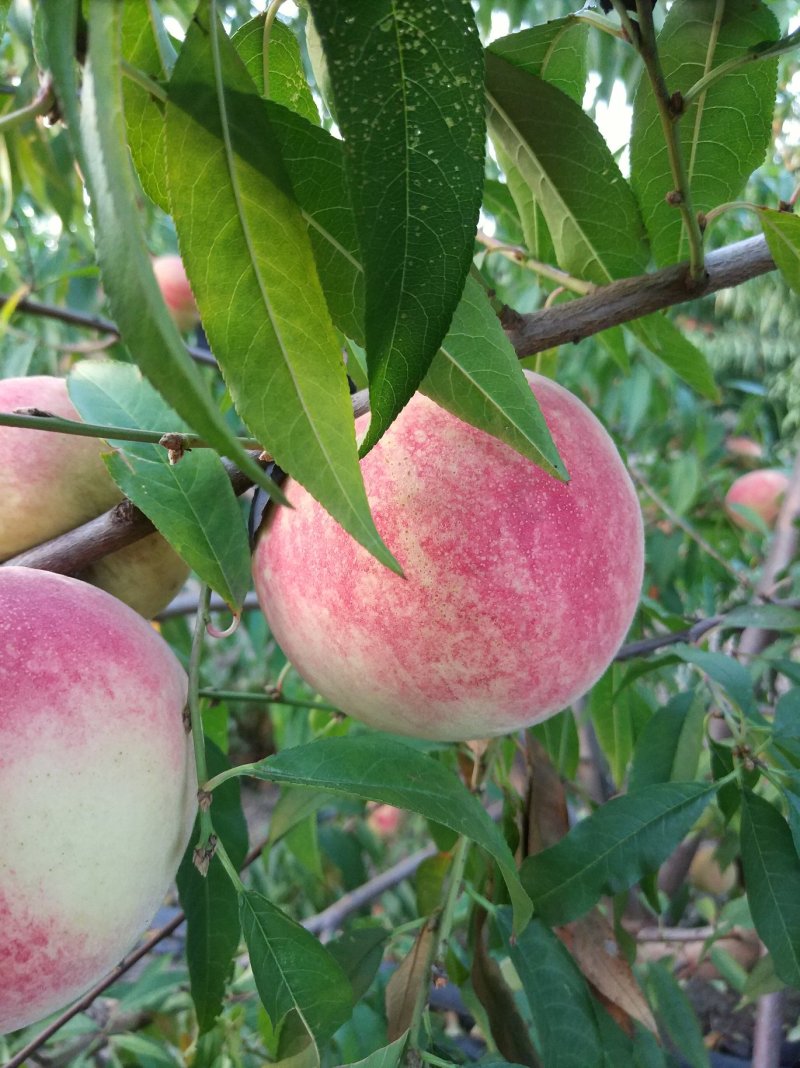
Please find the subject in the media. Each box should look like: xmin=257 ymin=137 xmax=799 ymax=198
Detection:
xmin=152 ymin=254 xmax=200 ymax=333
xmin=725 ymin=468 xmax=789 ymax=531
xmin=0 ymin=567 xmax=197 ymax=1035
xmin=253 ymin=372 xmax=644 ymax=742
xmin=0 ymin=376 xmax=188 ymax=617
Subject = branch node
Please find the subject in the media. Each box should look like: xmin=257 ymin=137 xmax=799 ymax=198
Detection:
xmin=159 ymin=432 xmax=189 ymax=465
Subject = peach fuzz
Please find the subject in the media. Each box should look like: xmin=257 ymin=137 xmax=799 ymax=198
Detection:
xmin=0 ymin=567 xmax=197 ymax=1035
xmin=152 ymin=254 xmax=200 ymax=333
xmin=0 ymin=375 xmax=188 ymax=617
xmin=253 ymin=372 xmax=644 ymax=742
xmin=725 ymin=468 xmax=789 ymax=531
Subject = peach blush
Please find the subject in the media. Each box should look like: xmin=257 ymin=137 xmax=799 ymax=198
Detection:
xmin=725 ymin=468 xmax=790 ymax=531
xmin=0 ymin=568 xmax=197 ymax=1035
xmin=253 ymin=371 xmax=644 ymax=742
xmin=152 ymin=254 xmax=200 ymax=333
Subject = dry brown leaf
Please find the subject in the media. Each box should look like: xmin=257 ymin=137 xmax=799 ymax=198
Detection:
xmin=385 ymin=916 xmax=438 ymax=1042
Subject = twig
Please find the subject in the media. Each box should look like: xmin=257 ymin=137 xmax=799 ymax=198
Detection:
xmin=0 ymin=76 xmax=54 ymax=135
xmin=157 ymin=589 xmax=261 ymax=620
xmin=2 ymin=456 xmax=262 ymax=577
xmin=738 ymin=450 xmax=800 ymax=659
xmin=631 ymin=463 xmax=753 ymax=587
xmin=501 ymin=234 xmax=775 ymax=357
xmin=476 ymin=231 xmax=595 ymax=296
xmin=0 ymin=291 xmax=217 ymax=367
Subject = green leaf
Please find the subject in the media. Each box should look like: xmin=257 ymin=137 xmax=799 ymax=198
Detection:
xmin=644 ymin=960 xmax=710 ymax=1068
xmin=165 ymin=11 xmax=397 ymax=574
xmin=521 ymin=782 xmax=715 ymax=925
xmin=740 ymin=790 xmax=800 ymax=987
xmin=630 ymin=0 xmax=779 ymax=266
xmin=68 ymin=361 xmax=251 ymax=610
xmin=486 ymin=52 xmax=648 ymax=284
xmin=778 ymin=771 xmax=800 ymax=857
xmin=53 ymin=0 xmax=281 ymax=500
xmin=241 ymin=890 xmax=354 ymax=1047
xmin=327 ymin=927 xmax=389 ymax=1002
xmin=308 ymin=0 xmax=486 ymax=456
xmin=231 ymin=13 xmax=318 ymax=124
xmin=421 ymin=276 xmax=566 ymax=479
xmin=628 ymin=315 xmax=720 ymax=401
xmin=333 ymin=1033 xmax=408 ymax=1068
xmin=121 ymin=1 xmax=173 ymax=211
xmin=489 ymin=18 xmax=588 ymax=103
xmin=487 ymin=18 xmax=588 ymax=262
xmin=177 ymin=742 xmax=248 ymax=1033
xmin=530 ymin=709 xmax=580 ymax=780
xmin=670 ymin=644 xmax=758 ymax=718
xmin=495 ymin=909 xmax=604 ymax=1068
xmin=775 ymin=689 xmax=800 ymax=740
xmin=265 ymin=108 xmax=562 ymax=476
xmin=628 ymin=691 xmax=705 ymax=790
xmin=722 ymin=603 xmax=800 ymax=632
xmin=759 ymin=208 xmax=800 ymax=295
xmin=241 ymin=735 xmax=531 ymax=933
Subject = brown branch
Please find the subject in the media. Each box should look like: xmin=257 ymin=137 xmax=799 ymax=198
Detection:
xmin=752 ymin=988 xmax=784 ymax=1068
xmin=502 ymin=234 xmax=775 ymax=357
xmin=0 ymin=291 xmax=217 ymax=367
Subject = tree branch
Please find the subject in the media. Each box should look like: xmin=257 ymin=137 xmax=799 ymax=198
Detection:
xmin=501 ymin=234 xmax=775 ymax=357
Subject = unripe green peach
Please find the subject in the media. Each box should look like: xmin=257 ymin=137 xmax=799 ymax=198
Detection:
xmin=0 ymin=567 xmax=197 ymax=1035
xmin=253 ymin=372 xmax=644 ymax=742
xmin=0 ymin=375 xmax=188 ymax=617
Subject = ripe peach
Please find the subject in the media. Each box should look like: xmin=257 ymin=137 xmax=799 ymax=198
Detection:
xmin=253 ymin=372 xmax=644 ymax=741
xmin=152 ymin=254 xmax=200 ymax=333
xmin=367 ymin=803 xmax=405 ymax=838
xmin=0 ymin=567 xmax=197 ymax=1035
xmin=0 ymin=375 xmax=188 ymax=617
xmin=724 ymin=468 xmax=789 ymax=531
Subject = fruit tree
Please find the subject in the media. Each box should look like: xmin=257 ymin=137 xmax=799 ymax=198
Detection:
xmin=1 ymin=1 xmax=800 ymax=1065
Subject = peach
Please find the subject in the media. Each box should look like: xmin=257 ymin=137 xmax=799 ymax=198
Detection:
xmin=152 ymin=254 xmax=200 ymax=333
xmin=367 ymin=803 xmax=405 ymax=838
xmin=0 ymin=567 xmax=197 ymax=1035
xmin=724 ymin=468 xmax=789 ymax=531
xmin=725 ymin=436 xmax=763 ymax=462
xmin=253 ymin=372 xmax=644 ymax=741
xmin=0 ymin=376 xmax=188 ymax=617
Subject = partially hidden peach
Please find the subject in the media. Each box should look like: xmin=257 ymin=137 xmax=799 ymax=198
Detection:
xmin=152 ymin=254 xmax=200 ymax=333
xmin=253 ymin=372 xmax=644 ymax=742
xmin=725 ymin=468 xmax=789 ymax=531
xmin=0 ymin=375 xmax=188 ymax=617
xmin=0 ymin=567 xmax=197 ymax=1035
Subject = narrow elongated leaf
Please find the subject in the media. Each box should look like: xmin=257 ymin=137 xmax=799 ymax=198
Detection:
xmin=723 ymin=603 xmax=800 ymax=631
xmin=334 ymin=1034 xmax=408 ymax=1068
xmin=177 ymin=743 xmax=248 ymax=1033
xmin=628 ymin=691 xmax=704 ymax=790
xmin=421 ymin=277 xmax=566 ymax=478
xmin=775 ymin=689 xmax=800 ymax=739
xmin=43 ymin=0 xmax=281 ymax=500
xmin=759 ymin=208 xmax=800 ymax=294
xmin=486 ymin=52 xmax=649 ymax=284
xmin=628 ymin=315 xmax=719 ymax=401
xmin=521 ymin=782 xmax=715 ymax=925
xmin=121 ymin=1 xmax=173 ymax=211
xmin=241 ymin=890 xmax=354 ymax=1046
xmin=670 ymin=645 xmax=758 ymax=719
xmin=645 ymin=960 xmax=710 ymax=1068
xmin=779 ymin=772 xmax=800 ymax=856
xmin=68 ymin=362 xmax=251 ymax=609
xmin=496 ymin=909 xmax=604 ymax=1068
xmin=240 ymin=735 xmax=531 ymax=932
xmin=308 ymin=0 xmax=486 ymax=455
xmin=231 ymin=14 xmax=318 ymax=124
xmin=740 ymin=790 xmax=800 ymax=987
xmin=630 ymin=0 xmax=779 ymax=266
xmin=385 ymin=918 xmax=437 ymax=1042
xmin=327 ymin=927 xmax=389 ymax=1002
xmin=488 ymin=18 xmax=588 ymax=261
xmin=166 ymin=11 xmax=397 ymax=573
xmin=265 ymin=105 xmax=562 ymax=474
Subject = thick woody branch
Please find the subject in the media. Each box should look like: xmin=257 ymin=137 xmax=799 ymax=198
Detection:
xmin=502 ymin=235 xmax=775 ymax=357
